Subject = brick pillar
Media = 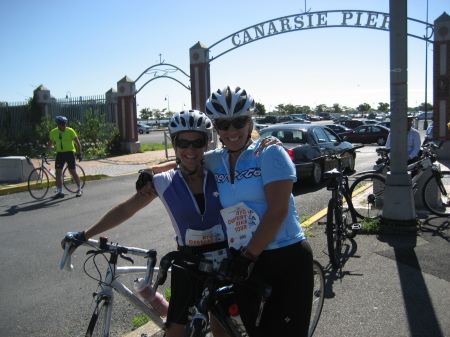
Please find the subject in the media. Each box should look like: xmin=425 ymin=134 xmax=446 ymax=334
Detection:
xmin=35 ymin=85 xmax=52 ymax=117
xmin=433 ymin=12 xmax=450 ymax=159
xmin=190 ymin=42 xmax=210 ymax=111
xmin=117 ymin=76 xmax=140 ymax=153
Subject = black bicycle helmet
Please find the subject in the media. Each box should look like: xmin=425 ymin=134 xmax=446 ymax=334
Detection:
xmin=205 ymin=86 xmax=255 ymax=119
xmin=55 ymin=116 xmax=68 ymax=124
xmin=168 ymin=110 xmax=213 ymax=140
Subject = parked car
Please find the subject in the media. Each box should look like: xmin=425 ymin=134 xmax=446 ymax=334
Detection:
xmin=336 ymin=119 xmax=368 ymax=129
xmin=415 ymin=111 xmax=433 ymax=120
xmin=278 ymin=116 xmax=293 ymax=122
xmin=137 ymin=123 xmax=152 ymax=134
xmin=367 ymin=112 xmax=377 ymax=120
xmin=325 ymin=124 xmax=353 ymax=137
xmin=259 ymin=124 xmax=356 ymax=186
xmin=344 ymin=124 xmax=390 ymax=146
xmin=376 ymin=120 xmax=391 ymax=128
xmin=254 ymin=122 xmax=268 ymax=131
xmin=256 ymin=116 xmax=279 ymax=124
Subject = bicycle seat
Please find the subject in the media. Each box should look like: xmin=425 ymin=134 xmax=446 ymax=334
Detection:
xmin=324 ymin=168 xmax=342 ymax=179
xmin=376 ymin=148 xmax=390 ymax=155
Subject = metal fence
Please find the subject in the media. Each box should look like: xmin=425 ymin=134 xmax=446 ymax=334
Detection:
xmin=0 ymin=95 xmax=117 ymax=142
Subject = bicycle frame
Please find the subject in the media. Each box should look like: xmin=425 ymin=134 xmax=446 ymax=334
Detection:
xmin=61 ymin=237 xmax=166 ymax=336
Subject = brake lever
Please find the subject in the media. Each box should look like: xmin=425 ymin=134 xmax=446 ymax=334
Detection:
xmin=120 ymin=253 xmax=134 ymax=264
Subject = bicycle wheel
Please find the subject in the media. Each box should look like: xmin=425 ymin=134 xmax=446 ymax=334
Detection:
xmin=326 ymin=198 xmax=343 ymax=268
xmin=422 ymin=170 xmax=450 ymax=217
xmin=85 ymin=296 xmax=110 ymax=337
xmin=308 ymin=260 xmax=325 ymax=337
xmin=63 ymin=164 xmax=85 ymax=193
xmin=27 ymin=168 xmax=50 ymax=199
xmin=349 ymin=174 xmax=386 ymax=220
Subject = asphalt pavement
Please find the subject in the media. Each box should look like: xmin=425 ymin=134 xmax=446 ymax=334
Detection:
xmin=1 ymin=145 xmax=449 ymax=336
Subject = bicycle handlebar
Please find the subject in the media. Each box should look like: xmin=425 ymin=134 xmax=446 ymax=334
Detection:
xmin=60 ymin=236 xmax=156 ymax=271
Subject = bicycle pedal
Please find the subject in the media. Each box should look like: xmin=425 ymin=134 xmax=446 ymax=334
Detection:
xmin=351 ymin=223 xmax=362 ymax=230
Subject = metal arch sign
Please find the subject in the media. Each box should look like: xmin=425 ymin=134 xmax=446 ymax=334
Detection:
xmin=208 ymin=10 xmax=434 ymax=62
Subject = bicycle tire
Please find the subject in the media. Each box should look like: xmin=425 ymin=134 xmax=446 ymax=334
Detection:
xmin=63 ymin=164 xmax=86 ymax=193
xmin=349 ymin=174 xmax=386 ymax=220
xmin=85 ymin=296 xmax=110 ymax=337
xmin=326 ymin=198 xmax=343 ymax=268
xmin=28 ymin=168 xmax=50 ymax=199
xmin=308 ymin=260 xmax=325 ymax=337
xmin=422 ymin=170 xmax=450 ymax=217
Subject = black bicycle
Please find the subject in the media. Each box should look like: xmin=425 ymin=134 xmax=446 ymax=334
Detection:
xmin=153 ymin=251 xmax=325 ymax=337
xmin=322 ymin=152 xmax=362 ymax=268
xmin=349 ymin=142 xmax=449 ymax=218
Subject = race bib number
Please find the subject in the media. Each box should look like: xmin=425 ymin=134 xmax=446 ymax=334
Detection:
xmin=220 ymin=202 xmax=260 ymax=250
xmin=185 ymin=225 xmax=227 ymax=270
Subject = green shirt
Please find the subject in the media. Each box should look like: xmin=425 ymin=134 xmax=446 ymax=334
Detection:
xmin=50 ymin=127 xmax=78 ymax=152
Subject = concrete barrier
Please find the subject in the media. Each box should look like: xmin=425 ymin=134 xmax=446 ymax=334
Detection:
xmin=0 ymin=156 xmax=35 ymax=183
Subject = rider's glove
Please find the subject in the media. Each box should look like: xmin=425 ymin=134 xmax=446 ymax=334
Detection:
xmin=228 ymin=247 xmax=258 ymax=282
xmin=136 ymin=169 xmax=154 ymax=191
xmin=77 ymin=154 xmax=83 ymax=162
xmin=63 ymin=231 xmax=87 ymax=250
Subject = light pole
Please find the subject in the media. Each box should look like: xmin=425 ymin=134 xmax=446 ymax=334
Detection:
xmin=164 ymin=95 xmax=170 ymax=113
xmin=423 ymin=0 xmax=430 ymax=130
xmin=65 ymin=91 xmax=71 ymax=100
xmin=182 ymin=103 xmax=186 ymax=111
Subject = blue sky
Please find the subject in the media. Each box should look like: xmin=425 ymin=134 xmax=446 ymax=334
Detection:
xmin=1 ymin=0 xmax=448 ymax=113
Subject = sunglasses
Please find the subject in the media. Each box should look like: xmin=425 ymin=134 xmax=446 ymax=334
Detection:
xmin=215 ymin=117 xmax=249 ymax=131
xmin=175 ymin=138 xmax=207 ymax=149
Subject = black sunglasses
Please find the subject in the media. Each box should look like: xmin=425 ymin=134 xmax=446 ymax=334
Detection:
xmin=215 ymin=117 xmax=250 ymax=131
xmin=175 ymin=138 xmax=207 ymax=149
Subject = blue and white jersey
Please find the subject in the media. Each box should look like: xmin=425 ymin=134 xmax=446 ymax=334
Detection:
xmin=153 ymin=169 xmax=226 ymax=247
xmin=204 ymin=139 xmax=306 ymax=250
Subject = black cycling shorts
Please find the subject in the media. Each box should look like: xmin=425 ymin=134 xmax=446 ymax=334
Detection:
xmin=166 ymin=261 xmax=209 ymax=325
xmin=235 ymin=239 xmax=314 ymax=337
xmin=55 ymin=151 xmax=76 ymax=170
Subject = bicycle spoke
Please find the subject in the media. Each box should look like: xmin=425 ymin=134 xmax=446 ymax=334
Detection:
xmin=423 ymin=171 xmax=450 ymax=217
xmin=28 ymin=168 xmax=50 ymax=199
xmin=349 ymin=174 xmax=386 ymax=220
xmin=63 ymin=164 xmax=85 ymax=193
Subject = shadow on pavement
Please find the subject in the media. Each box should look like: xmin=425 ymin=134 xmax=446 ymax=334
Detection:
xmin=0 ymin=196 xmax=72 ymax=216
xmin=377 ymin=232 xmax=445 ymax=337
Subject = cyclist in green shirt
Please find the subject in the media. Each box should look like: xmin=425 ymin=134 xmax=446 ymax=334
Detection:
xmin=43 ymin=116 xmax=83 ymax=199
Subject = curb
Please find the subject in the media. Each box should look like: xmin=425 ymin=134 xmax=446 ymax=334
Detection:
xmin=0 ymin=174 xmax=109 ymax=196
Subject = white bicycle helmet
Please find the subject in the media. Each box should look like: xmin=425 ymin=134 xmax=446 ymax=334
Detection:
xmin=205 ymin=86 xmax=255 ymax=119
xmin=168 ymin=110 xmax=213 ymax=139
xmin=55 ymin=116 xmax=68 ymax=124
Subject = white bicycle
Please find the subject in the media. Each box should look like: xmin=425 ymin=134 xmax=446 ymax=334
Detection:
xmin=61 ymin=235 xmax=167 ymax=337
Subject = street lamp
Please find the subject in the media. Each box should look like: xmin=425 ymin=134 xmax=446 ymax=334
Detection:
xmin=65 ymin=91 xmax=71 ymax=100
xmin=182 ymin=102 xmax=186 ymax=111
xmin=164 ymin=95 xmax=170 ymax=113
xmin=423 ymin=0 xmax=430 ymax=130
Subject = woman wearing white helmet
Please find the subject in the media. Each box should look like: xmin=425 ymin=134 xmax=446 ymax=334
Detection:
xmin=62 ymin=110 xmax=230 ymax=337
xmin=204 ymin=86 xmax=313 ymax=337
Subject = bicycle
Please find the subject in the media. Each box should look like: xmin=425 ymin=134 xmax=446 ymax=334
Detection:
xmin=61 ymin=235 xmax=167 ymax=337
xmin=349 ymin=142 xmax=450 ymax=218
xmin=26 ymin=155 xmax=86 ymax=199
xmin=153 ymin=251 xmax=325 ymax=337
xmin=321 ymin=152 xmax=362 ymax=269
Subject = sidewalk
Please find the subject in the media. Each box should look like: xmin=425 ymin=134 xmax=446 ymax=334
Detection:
xmin=0 ymin=149 xmax=175 ymax=196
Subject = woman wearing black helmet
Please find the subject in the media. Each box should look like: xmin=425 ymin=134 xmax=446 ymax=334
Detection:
xmin=62 ymin=110 xmax=230 ymax=337
xmin=203 ymin=86 xmax=313 ymax=337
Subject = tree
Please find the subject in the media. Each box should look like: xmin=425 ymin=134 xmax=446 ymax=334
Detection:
xmin=332 ymin=103 xmax=342 ymax=114
xmin=419 ymin=102 xmax=433 ymax=111
xmin=377 ymin=102 xmax=390 ymax=112
xmin=139 ymin=108 xmax=152 ymax=121
xmin=255 ymin=102 xmax=266 ymax=116
xmin=357 ymin=103 xmax=371 ymax=112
